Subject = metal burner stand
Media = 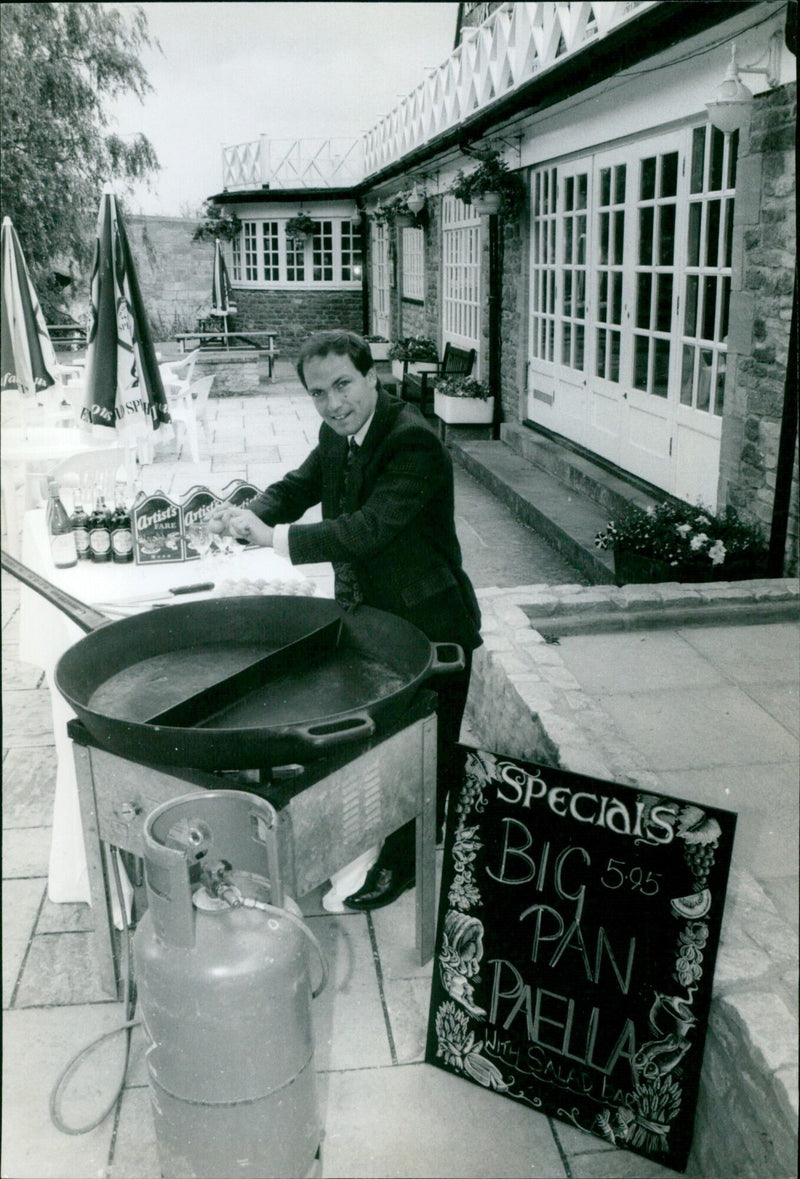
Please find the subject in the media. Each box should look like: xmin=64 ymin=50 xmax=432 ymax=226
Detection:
xmin=68 ymin=692 xmax=438 ymax=997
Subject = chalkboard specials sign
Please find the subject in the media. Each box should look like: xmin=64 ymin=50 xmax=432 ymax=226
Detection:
xmin=425 ymin=749 xmax=736 ymax=1173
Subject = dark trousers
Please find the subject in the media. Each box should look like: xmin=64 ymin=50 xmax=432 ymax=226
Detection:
xmin=378 ymin=651 xmax=473 ymax=873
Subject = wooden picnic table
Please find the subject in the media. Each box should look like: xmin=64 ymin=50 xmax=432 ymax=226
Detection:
xmin=174 ymin=328 xmax=280 ymax=376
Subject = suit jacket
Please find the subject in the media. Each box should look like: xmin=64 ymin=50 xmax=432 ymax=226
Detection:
xmin=248 ymin=389 xmax=482 ymax=651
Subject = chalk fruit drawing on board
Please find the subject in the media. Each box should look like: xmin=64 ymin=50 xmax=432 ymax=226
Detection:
xmin=425 ymin=749 xmax=736 ymax=1173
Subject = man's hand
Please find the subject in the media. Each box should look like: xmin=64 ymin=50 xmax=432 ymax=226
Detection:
xmin=206 ymin=505 xmax=274 ymax=547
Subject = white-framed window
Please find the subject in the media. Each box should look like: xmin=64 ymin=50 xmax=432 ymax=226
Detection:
xmin=402 ymin=227 xmax=424 ymax=300
xmin=231 ymin=217 xmax=362 ymax=287
xmin=441 ymin=195 xmax=481 ymax=357
xmin=528 ymin=124 xmax=737 ymax=418
xmin=679 ymin=124 xmax=737 ymax=416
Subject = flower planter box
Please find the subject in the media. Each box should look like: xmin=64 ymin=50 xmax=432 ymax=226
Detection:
xmin=391 ymin=359 xmax=438 ymax=381
xmin=368 ymin=342 xmax=390 ymax=362
xmin=434 ymin=391 xmax=495 ymax=425
xmin=613 ymin=548 xmax=768 ymax=587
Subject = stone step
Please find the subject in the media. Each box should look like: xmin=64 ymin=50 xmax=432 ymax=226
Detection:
xmin=500 ymin=422 xmax=660 ymax=517
xmin=452 ymin=438 xmax=616 ymax=584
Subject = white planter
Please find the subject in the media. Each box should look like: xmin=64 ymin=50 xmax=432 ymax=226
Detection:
xmin=391 ymin=359 xmax=438 ymax=380
xmin=434 ymin=392 xmax=495 ymax=425
xmin=368 ymin=342 xmax=390 ymax=361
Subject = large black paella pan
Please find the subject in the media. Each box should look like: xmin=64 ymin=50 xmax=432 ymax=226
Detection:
xmin=2 ymin=553 xmax=463 ymax=770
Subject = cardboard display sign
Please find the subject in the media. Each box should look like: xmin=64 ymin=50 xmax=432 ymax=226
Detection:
xmin=181 ymin=486 xmax=221 ymax=560
xmin=132 ymin=491 xmax=183 ymax=564
xmin=426 ymin=749 xmax=736 ymax=1173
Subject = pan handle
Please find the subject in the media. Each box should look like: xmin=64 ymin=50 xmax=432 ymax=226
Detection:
xmin=288 ymin=711 xmax=376 ymax=751
xmin=0 ymin=549 xmax=111 ymax=632
xmin=428 ymin=643 xmax=466 ymax=676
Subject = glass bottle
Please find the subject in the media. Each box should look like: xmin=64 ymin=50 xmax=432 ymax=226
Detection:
xmin=46 ymin=480 xmax=78 ymax=568
xmin=88 ymin=486 xmax=112 ymax=563
xmin=70 ymin=486 xmax=91 ymax=561
xmin=110 ymin=482 xmax=134 ymax=564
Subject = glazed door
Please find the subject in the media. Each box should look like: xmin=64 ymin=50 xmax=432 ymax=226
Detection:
xmin=371 ymin=222 xmax=390 ymax=340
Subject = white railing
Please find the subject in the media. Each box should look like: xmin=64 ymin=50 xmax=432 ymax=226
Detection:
xmin=221 ymin=136 xmax=365 ymax=191
xmin=221 ymin=1 xmax=659 ymax=191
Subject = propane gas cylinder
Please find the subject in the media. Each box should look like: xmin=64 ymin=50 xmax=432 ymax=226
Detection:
xmin=133 ymin=790 xmax=326 ymax=1179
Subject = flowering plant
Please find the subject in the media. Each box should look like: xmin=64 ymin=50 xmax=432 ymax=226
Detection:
xmin=434 ymin=376 xmax=491 ymax=400
xmin=449 ymin=145 xmax=525 ymax=217
xmin=364 ymin=334 xmax=388 ymax=343
xmin=388 ymin=336 xmax=438 ymax=363
xmin=285 ymin=213 xmax=317 ymax=240
xmin=595 ymin=501 xmax=768 ymax=574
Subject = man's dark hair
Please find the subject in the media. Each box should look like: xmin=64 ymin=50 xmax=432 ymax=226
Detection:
xmin=296 ymin=330 xmax=374 ymax=388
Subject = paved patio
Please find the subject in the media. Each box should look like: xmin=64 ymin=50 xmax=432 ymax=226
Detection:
xmin=2 ymin=358 xmax=794 ymax=1178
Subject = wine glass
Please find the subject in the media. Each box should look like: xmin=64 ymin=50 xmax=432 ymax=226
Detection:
xmin=210 ymin=529 xmax=238 ymax=560
xmin=185 ymin=520 xmax=214 ymax=560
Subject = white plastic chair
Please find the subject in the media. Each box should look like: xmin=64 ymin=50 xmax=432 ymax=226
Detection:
xmin=47 ymin=447 xmax=133 ymax=511
xmin=159 ymin=348 xmax=200 ymax=392
xmin=167 ymin=374 xmax=214 ymax=462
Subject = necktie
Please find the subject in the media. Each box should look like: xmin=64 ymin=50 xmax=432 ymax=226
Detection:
xmin=333 ymin=438 xmax=363 ymax=610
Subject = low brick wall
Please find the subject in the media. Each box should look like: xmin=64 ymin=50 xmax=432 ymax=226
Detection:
xmin=466 ymin=580 xmax=799 ymax=1179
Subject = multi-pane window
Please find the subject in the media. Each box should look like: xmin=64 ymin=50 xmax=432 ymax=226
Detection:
xmin=680 ymin=126 xmax=737 ymax=416
xmin=340 ymin=221 xmax=362 ymax=282
xmin=596 ymin=164 xmax=626 ymax=383
xmin=633 ymin=148 xmax=679 ymax=399
xmin=233 ymin=218 xmax=361 ymax=286
xmin=313 ymin=221 xmax=334 ymax=281
xmin=262 ymin=221 xmax=280 ymax=282
xmin=529 ymin=124 xmax=737 ymax=410
xmin=286 ymin=232 xmax=305 ymax=282
xmin=442 ymin=196 xmax=481 ymax=348
xmin=243 ymin=223 xmax=258 ymax=282
xmin=402 ymin=227 xmax=424 ymax=300
xmin=531 ymin=168 xmax=558 ymax=363
xmin=561 ymin=172 xmax=588 ymax=371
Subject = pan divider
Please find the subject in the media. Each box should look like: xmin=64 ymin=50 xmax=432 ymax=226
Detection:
xmin=146 ymin=617 xmax=343 ymax=729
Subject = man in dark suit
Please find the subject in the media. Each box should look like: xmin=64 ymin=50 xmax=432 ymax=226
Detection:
xmin=209 ymin=329 xmax=481 ymax=909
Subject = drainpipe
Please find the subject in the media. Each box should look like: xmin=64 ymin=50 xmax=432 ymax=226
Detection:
xmin=767 ymin=269 xmax=798 ymax=576
xmin=488 ymin=212 xmax=502 ymax=441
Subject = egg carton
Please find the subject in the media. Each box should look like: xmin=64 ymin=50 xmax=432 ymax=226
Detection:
xmin=213 ymin=577 xmax=317 ymax=597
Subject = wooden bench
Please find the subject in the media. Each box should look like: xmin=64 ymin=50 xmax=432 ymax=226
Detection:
xmin=48 ymin=323 xmax=87 ymax=350
xmin=403 ymin=343 xmax=476 ymax=416
xmin=174 ymin=330 xmax=280 ymax=377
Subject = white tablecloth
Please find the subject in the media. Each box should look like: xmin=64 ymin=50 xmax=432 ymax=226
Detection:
xmin=18 ymin=509 xmax=314 ymax=905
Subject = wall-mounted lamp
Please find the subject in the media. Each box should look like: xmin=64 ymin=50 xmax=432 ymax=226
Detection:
xmin=407 ymin=184 xmax=426 ymax=215
xmin=706 ymin=35 xmax=781 ymax=134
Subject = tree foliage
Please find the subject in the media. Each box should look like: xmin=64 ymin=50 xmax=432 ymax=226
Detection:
xmin=0 ymin=2 xmax=160 ymax=305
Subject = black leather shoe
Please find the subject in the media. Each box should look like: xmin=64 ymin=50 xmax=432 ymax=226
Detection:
xmin=343 ymin=864 xmax=414 ymax=911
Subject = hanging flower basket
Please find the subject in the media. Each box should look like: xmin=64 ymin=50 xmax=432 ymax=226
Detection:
xmin=449 ymin=145 xmax=525 ymax=219
xmin=285 ymin=213 xmax=317 ymax=241
xmin=472 ymin=192 xmax=503 ymax=216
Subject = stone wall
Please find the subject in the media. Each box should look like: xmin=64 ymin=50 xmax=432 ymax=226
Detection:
xmin=126 ymin=216 xmax=209 ymax=339
xmin=720 ymin=82 xmax=798 ymax=574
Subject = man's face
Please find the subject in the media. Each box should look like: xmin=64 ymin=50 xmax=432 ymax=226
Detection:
xmin=303 ymin=352 xmax=378 ymax=437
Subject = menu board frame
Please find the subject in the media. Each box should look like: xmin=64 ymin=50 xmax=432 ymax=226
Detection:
xmin=425 ymin=748 xmax=736 ymax=1173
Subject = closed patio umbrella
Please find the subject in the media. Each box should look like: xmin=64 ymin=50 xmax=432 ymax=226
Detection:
xmin=211 ymin=237 xmax=236 ymax=318
xmin=82 ymin=190 xmax=170 ymax=445
xmin=1 ymin=216 xmax=59 ymax=398
xmin=209 ymin=237 xmax=236 ymax=345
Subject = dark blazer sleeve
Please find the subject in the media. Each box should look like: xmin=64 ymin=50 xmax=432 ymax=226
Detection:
xmin=286 ymin=426 xmax=447 ymax=565
xmin=247 ymin=446 xmax=323 ymax=526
